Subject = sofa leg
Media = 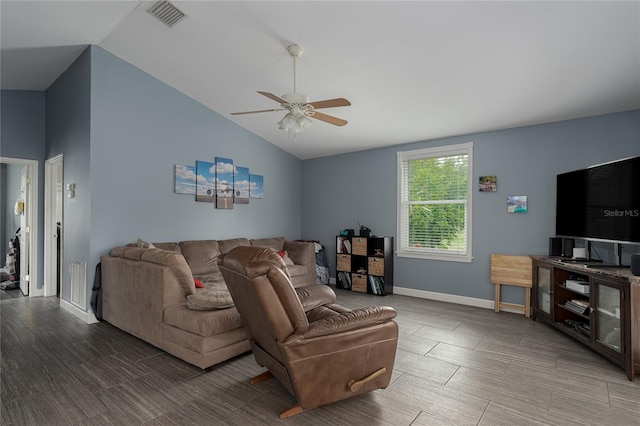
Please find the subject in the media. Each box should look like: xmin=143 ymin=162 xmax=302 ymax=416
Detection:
xmin=279 ymin=404 xmax=303 ymax=419
xmin=250 ymin=370 xmax=273 ymax=384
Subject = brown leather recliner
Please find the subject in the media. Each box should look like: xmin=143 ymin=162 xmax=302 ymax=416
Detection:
xmin=218 ymin=246 xmax=398 ymax=418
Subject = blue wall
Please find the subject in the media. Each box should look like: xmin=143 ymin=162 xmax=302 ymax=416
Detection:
xmin=46 ymin=48 xmax=92 ymax=303
xmin=0 ymin=90 xmax=46 ymax=160
xmin=43 ymin=46 xmax=303 ymax=309
xmin=302 ymin=110 xmax=640 ymax=305
xmin=0 ymin=90 xmax=46 ymax=290
xmin=3 ymin=44 xmax=639 ymax=313
xmin=88 ymin=46 xmax=302 ymax=253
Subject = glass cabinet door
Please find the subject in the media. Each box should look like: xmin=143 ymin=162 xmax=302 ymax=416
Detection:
xmin=536 ymin=265 xmax=552 ymax=316
xmin=594 ymin=281 xmax=622 ymax=353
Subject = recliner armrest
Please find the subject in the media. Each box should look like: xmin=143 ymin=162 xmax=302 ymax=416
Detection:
xmin=295 ymin=285 xmax=336 ymax=312
xmin=301 ymin=306 xmax=397 ymax=339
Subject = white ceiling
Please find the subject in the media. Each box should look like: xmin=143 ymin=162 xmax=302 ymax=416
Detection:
xmin=2 ymin=1 xmax=639 ymax=160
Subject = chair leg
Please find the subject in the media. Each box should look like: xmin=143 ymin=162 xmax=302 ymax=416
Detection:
xmin=524 ymin=287 xmax=531 ymax=318
xmin=347 ymin=367 xmax=387 ymax=392
xmin=279 ymin=404 xmax=304 ymax=419
xmin=250 ymin=370 xmax=274 ymax=384
xmin=250 ymin=371 xmax=303 ymax=418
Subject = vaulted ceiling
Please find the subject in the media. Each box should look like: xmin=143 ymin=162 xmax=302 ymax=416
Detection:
xmin=2 ymin=1 xmax=639 ymax=159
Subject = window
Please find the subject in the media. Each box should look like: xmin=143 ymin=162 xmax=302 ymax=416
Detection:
xmin=397 ymin=142 xmax=473 ymax=262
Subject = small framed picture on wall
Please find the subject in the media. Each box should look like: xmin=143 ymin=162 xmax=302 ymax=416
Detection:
xmin=479 ymin=176 xmax=497 ymax=192
xmin=507 ymin=195 xmax=527 ymax=213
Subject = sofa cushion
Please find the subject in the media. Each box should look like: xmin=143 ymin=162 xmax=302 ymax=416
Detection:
xmin=139 ymin=249 xmax=196 ymax=296
xmin=218 ymin=238 xmax=250 ymax=254
xmin=164 ymin=304 xmax=243 ymax=337
xmin=111 ymin=246 xmax=146 ymax=261
xmin=153 ymin=242 xmax=181 ymax=252
xmin=195 ymin=270 xmax=225 ymax=286
xmin=179 ymin=240 xmax=221 ymax=276
xmin=276 ymin=251 xmax=295 ymax=266
xmin=287 ymin=264 xmax=307 ymax=278
xmin=250 ymin=236 xmax=285 ymax=251
xmin=136 ymin=238 xmax=156 ymax=249
xmin=125 ymin=241 xmax=181 ymax=252
xmin=186 ymin=288 xmax=234 ymax=310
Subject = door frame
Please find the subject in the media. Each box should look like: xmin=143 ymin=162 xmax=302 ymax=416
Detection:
xmin=44 ymin=155 xmax=63 ymax=297
xmin=0 ymin=157 xmax=39 ymax=297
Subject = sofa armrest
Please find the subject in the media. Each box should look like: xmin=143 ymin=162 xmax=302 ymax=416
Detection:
xmin=295 ymin=285 xmax=336 ymax=312
xmin=101 ymin=255 xmax=186 ymax=346
xmin=301 ymin=306 xmax=397 ymax=339
xmin=284 ymin=240 xmax=315 ymax=286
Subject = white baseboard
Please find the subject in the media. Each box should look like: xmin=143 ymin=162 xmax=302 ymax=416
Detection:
xmin=392 ymin=286 xmax=524 ymax=315
xmin=329 ymin=278 xmax=524 ymax=316
xmin=60 ymin=299 xmax=99 ymax=324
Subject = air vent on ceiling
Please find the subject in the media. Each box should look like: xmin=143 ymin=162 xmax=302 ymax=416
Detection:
xmin=147 ymin=1 xmax=186 ymax=28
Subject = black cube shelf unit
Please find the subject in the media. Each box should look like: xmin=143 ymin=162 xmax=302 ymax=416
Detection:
xmin=336 ymin=235 xmax=393 ymax=296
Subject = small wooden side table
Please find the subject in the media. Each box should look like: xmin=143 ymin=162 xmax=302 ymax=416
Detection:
xmin=490 ymin=254 xmax=533 ymax=317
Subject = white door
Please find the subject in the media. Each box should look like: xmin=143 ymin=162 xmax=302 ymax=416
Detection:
xmin=44 ymin=155 xmax=63 ymax=297
xmin=19 ymin=165 xmax=31 ymax=295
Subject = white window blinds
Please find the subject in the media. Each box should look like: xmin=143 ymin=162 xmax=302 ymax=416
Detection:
xmin=397 ymin=142 xmax=473 ymax=262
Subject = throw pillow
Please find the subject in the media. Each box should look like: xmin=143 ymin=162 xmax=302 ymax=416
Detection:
xmin=136 ymin=238 xmax=156 ymax=249
xmin=276 ymin=250 xmax=295 ymax=266
xmin=186 ymin=289 xmax=234 ymax=310
xmin=194 ymin=277 xmax=204 ymax=288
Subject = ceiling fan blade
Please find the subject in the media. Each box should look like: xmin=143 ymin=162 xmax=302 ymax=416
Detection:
xmin=257 ymin=91 xmax=288 ymax=105
xmin=308 ymin=98 xmax=351 ymax=109
xmin=231 ymin=108 xmax=285 ymax=115
xmin=311 ymin=111 xmax=348 ymax=127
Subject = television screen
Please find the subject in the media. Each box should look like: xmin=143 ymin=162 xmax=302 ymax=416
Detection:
xmin=556 ymin=156 xmax=640 ymax=244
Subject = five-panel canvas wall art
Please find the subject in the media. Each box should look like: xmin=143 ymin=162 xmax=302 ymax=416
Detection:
xmin=174 ymin=157 xmax=263 ymax=209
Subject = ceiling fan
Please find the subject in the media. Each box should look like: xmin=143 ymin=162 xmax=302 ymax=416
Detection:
xmin=231 ymin=44 xmax=351 ymax=137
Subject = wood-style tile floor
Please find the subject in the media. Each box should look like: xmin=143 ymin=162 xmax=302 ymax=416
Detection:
xmin=1 ymin=288 xmax=639 ymax=425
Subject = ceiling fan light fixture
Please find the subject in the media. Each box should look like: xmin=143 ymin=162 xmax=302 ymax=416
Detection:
xmin=231 ymin=43 xmax=350 ymax=136
xmin=278 ymin=113 xmax=312 ymax=133
xmin=298 ymin=115 xmax=312 ymax=132
xmin=278 ymin=113 xmax=296 ymax=129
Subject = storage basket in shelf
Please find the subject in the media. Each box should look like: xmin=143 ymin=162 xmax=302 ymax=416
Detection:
xmin=336 ymin=254 xmax=351 ymax=272
xmin=352 ymin=274 xmax=367 ymax=293
xmin=368 ymin=257 xmax=384 ymax=276
xmin=352 ymin=238 xmax=367 ymax=256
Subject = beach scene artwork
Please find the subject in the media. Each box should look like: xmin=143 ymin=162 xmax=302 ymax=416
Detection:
xmin=215 ymin=157 xmax=234 ymax=209
xmin=195 ymin=161 xmax=216 ymax=202
xmin=507 ymin=195 xmax=527 ymax=213
xmin=174 ymin=164 xmax=196 ymax=194
xmin=234 ymin=166 xmax=250 ymax=204
xmin=250 ymin=174 xmax=264 ymax=199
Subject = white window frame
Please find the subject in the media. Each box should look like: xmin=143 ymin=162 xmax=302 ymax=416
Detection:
xmin=396 ymin=142 xmax=473 ymax=262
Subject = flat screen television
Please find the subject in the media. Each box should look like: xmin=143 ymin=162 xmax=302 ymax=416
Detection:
xmin=556 ymin=156 xmax=640 ymax=245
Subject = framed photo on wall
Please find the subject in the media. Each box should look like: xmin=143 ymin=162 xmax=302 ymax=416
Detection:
xmin=215 ymin=157 xmax=234 ymax=209
xmin=507 ymin=195 xmax=527 ymax=213
xmin=250 ymin=174 xmax=264 ymax=199
xmin=479 ymin=175 xmax=497 ymax=192
xmin=195 ymin=161 xmax=215 ymax=202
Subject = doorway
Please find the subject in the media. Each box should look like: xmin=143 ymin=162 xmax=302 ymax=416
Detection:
xmin=0 ymin=157 xmax=39 ymax=297
xmin=44 ymin=155 xmax=63 ymax=298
